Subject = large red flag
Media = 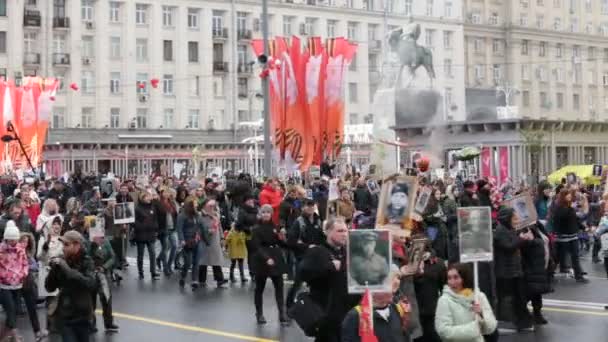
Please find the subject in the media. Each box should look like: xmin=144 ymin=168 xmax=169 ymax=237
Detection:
xmin=37 ymin=78 xmax=59 ymax=167
xmin=358 ymin=289 xmax=378 ymax=342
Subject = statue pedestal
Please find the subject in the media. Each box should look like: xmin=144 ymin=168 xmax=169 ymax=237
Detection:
xmin=395 ymin=88 xmax=441 ymax=127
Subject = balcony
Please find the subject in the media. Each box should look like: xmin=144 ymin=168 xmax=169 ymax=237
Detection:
xmin=24 ymin=10 xmax=41 ymax=27
xmin=52 ymin=53 xmax=70 ymax=66
xmin=212 ymin=28 xmax=228 ymax=40
xmin=213 ymin=61 xmax=228 ymax=73
xmin=237 ymin=63 xmax=253 ymax=74
xmin=369 ymin=40 xmax=382 ymax=52
xmin=24 ymin=52 xmax=41 ymax=65
xmin=53 ymin=17 xmax=70 ymax=29
xmin=237 ymin=29 xmax=252 ymax=40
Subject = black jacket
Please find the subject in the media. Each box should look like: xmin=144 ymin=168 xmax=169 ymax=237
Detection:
xmin=298 ymin=241 xmax=360 ymax=335
xmin=134 ymin=202 xmax=160 ymax=242
xmin=493 ymin=223 xmax=525 ymax=279
xmin=521 ymin=226 xmax=551 ymax=295
xmin=552 ymin=205 xmax=580 ymax=236
xmin=287 ymin=214 xmax=325 ymax=258
xmin=478 ymin=190 xmax=492 ymax=207
xmin=341 ymin=304 xmax=406 ymax=342
xmin=413 ymin=258 xmax=447 ymax=316
xmin=235 ymin=204 xmax=258 ymax=234
xmin=250 ymin=220 xmax=287 ymax=277
xmin=45 ymin=251 xmax=97 ymax=326
xmin=458 ymin=191 xmax=480 ymax=207
xmin=153 ymin=199 xmax=167 ymax=235
xmin=353 ymin=185 xmax=373 ymax=212
xmin=47 ymin=187 xmax=72 ymax=213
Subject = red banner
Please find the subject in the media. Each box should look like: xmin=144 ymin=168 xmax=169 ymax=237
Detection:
xmin=499 ymin=146 xmax=509 ymax=184
xmin=481 ymin=147 xmax=491 ymax=178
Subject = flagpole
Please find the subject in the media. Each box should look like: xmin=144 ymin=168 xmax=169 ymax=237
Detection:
xmin=261 ymin=0 xmax=272 ymax=177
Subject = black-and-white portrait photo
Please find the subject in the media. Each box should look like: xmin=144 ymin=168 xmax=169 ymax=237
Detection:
xmin=348 ymin=229 xmax=392 ymax=293
xmin=114 ymin=202 xmax=135 ymax=224
xmin=593 ymin=164 xmax=603 ymax=177
xmin=457 ymin=207 xmax=493 ymax=263
xmin=414 ymin=187 xmax=432 ymax=215
xmin=503 ymin=194 xmax=538 ymax=230
xmin=376 ymin=176 xmax=417 ymax=230
xmin=366 ymin=179 xmax=379 ymax=193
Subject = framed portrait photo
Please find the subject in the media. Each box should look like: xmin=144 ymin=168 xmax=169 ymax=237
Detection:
xmin=502 ymin=194 xmax=538 ymax=230
xmin=376 ymin=176 xmax=418 ymax=231
xmin=457 ymin=207 xmax=493 ymax=263
xmin=347 ymin=229 xmax=392 ymax=294
xmin=114 ymin=202 xmax=135 ymax=224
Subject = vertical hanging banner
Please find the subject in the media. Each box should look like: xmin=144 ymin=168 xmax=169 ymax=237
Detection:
xmin=499 ymin=146 xmax=509 ymax=185
xmin=480 ymin=147 xmax=491 ymax=178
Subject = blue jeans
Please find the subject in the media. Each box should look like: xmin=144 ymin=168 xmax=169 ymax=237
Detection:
xmin=167 ymin=231 xmax=178 ymax=272
xmin=181 ymin=242 xmax=201 ymax=282
xmin=136 ymin=241 xmax=156 ymax=275
xmin=0 ymin=289 xmax=17 ymax=329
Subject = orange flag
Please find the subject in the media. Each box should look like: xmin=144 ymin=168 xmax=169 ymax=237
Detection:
xmin=18 ymin=77 xmax=39 ymax=166
xmin=37 ymin=78 xmax=59 ymax=167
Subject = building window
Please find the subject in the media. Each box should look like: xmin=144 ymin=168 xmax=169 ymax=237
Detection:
xmin=109 ymin=2 xmax=120 ymax=23
xmin=473 ymin=38 xmax=483 ymax=53
xmin=110 ymin=36 xmax=120 ymax=59
xmin=238 ymin=77 xmax=248 ymax=97
xmin=349 ymin=113 xmax=358 ymax=124
xmin=327 ymin=20 xmax=337 ymax=37
xmin=52 ymin=107 xmax=65 ymax=128
xmin=212 ymin=11 xmax=224 ymax=35
xmin=135 ymin=4 xmax=147 ymax=25
xmin=188 ymin=109 xmax=200 ymax=129
xmin=536 ymin=14 xmax=544 ymax=28
xmin=444 ymin=1 xmax=452 ymax=17
xmin=444 ymin=59 xmax=453 ymax=78
xmin=81 ymin=107 xmax=93 ymax=128
xmin=471 ymin=12 xmax=481 ymax=24
xmin=573 ymin=94 xmax=580 ymax=110
xmin=520 ymin=14 xmax=528 ymax=26
xmin=539 ymin=42 xmax=546 ymax=57
xmin=493 ymin=64 xmax=502 ymax=82
xmin=492 ymin=39 xmax=502 ymax=54
xmin=347 ymin=22 xmax=358 ymax=41
xmin=556 ymin=92 xmax=564 ymax=108
xmin=553 ymin=0 xmax=561 ymax=7
xmin=162 ymin=75 xmax=173 ymax=95
xmin=522 ymin=91 xmax=530 ymax=107
xmin=570 ymin=18 xmax=578 ymax=32
xmin=237 ymin=45 xmax=248 ymax=66
xmin=426 ymin=0 xmax=433 ymax=16
xmin=136 ymin=108 xmax=148 ymax=128
xmin=521 ymin=40 xmax=528 ymax=55
xmin=521 ymin=65 xmax=530 ymax=80
xmin=489 ymin=13 xmax=499 ymax=25
xmin=188 ymin=8 xmax=199 ymax=29
xmin=537 ymin=66 xmax=547 ymax=82
xmin=238 ymin=110 xmax=249 ymax=122
xmin=136 ymin=38 xmax=147 ymax=62
xmin=425 ymin=29 xmax=435 ymax=48
xmin=555 ymin=68 xmax=564 ymax=83
xmin=283 ymin=16 xmax=293 ymax=36
xmin=110 ymin=72 xmax=120 ymax=94
xmin=0 ymin=32 xmax=5 ymax=53
xmin=213 ymin=77 xmax=224 ymax=97
xmin=163 ymin=40 xmax=173 ymax=61
xmin=188 ymin=41 xmax=199 ymax=62
xmin=305 ymin=18 xmax=316 ymax=35
xmin=404 ymin=0 xmax=412 ymax=15
xmin=82 ymin=36 xmax=95 ymax=58
xmin=349 ymin=55 xmax=357 ymax=71
xmin=556 ymin=43 xmax=562 ymax=58
xmin=162 ymin=6 xmax=174 ymax=27
xmin=81 ymin=71 xmax=94 ymax=94
xmin=588 ymin=47 xmax=595 ymax=59
xmin=349 ymin=83 xmax=358 ymax=102
xmin=0 ymin=0 xmax=5 ymax=17
xmin=540 ymin=91 xmax=548 ymax=107
xmin=136 ymin=73 xmax=148 ymax=94
xmin=24 ymin=32 xmax=37 ymax=53
xmin=81 ymin=0 xmax=94 ymax=22
xmin=237 ymin=12 xmax=248 ymax=34
xmin=553 ymin=17 xmax=561 ymax=30
xmin=589 ymin=69 xmax=597 ymax=85
xmin=189 ymin=76 xmax=200 ymax=96
xmin=474 ymin=65 xmax=485 ymax=81
xmin=110 ymin=108 xmax=120 ymax=128
xmin=163 ymin=109 xmax=174 ymax=129
xmin=443 ymin=31 xmax=452 ymax=49
xmin=586 ymin=0 xmax=592 ymax=12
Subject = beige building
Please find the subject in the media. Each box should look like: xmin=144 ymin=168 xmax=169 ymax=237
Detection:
xmin=463 ymin=0 xmax=608 ymax=121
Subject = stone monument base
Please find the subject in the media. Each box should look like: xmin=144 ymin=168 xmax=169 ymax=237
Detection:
xmin=395 ymin=88 xmax=441 ymax=127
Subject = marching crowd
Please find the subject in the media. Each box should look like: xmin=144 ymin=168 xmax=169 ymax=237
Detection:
xmin=0 ymin=167 xmax=600 ymax=342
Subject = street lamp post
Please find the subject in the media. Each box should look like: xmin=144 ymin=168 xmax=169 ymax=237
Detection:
xmin=1 ymin=121 xmax=35 ymax=171
xmin=261 ymin=0 xmax=272 ymax=177
xmin=396 ymin=137 xmax=401 ymax=172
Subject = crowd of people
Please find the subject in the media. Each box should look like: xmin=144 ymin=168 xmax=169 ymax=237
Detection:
xmin=0 ymin=166 xmax=600 ymax=342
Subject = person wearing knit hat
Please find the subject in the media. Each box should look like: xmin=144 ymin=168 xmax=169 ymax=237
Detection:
xmin=2 ymin=220 xmax=20 ymax=241
xmin=0 ymin=220 xmax=28 ymax=341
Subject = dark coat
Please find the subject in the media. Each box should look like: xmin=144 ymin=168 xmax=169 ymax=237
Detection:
xmin=493 ymin=223 xmax=524 ymax=279
xmin=133 ymin=202 xmax=160 ymax=242
xmin=413 ymin=257 xmax=447 ymax=316
xmin=47 ymin=187 xmax=72 ymax=213
xmin=353 ymin=185 xmax=373 ymax=212
xmin=279 ymin=197 xmax=301 ymax=229
xmin=176 ymin=212 xmax=210 ymax=246
xmin=0 ymin=213 xmax=33 ymax=240
xmin=552 ymin=205 xmax=580 ymax=236
xmin=286 ymin=214 xmax=325 ymax=258
xmin=234 ymin=204 xmax=258 ymax=234
xmin=250 ymin=220 xmax=287 ymax=277
xmin=458 ymin=191 xmax=480 ymax=208
xmin=521 ymin=226 xmax=551 ymax=295
xmin=298 ymin=241 xmax=360 ymax=338
xmin=341 ymin=304 xmax=406 ymax=342
xmin=45 ymin=251 xmax=97 ymax=326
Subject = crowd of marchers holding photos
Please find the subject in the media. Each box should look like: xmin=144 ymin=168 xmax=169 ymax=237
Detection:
xmin=0 ymin=163 xmax=602 ymax=342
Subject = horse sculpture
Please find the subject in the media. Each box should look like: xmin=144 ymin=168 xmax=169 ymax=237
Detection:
xmin=387 ymin=22 xmax=436 ymax=89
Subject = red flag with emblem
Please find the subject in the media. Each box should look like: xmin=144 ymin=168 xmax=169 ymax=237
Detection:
xmin=359 ymin=289 xmax=378 ymax=342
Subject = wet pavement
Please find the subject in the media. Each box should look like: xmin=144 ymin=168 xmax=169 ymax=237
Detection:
xmin=12 ymin=251 xmax=608 ymax=341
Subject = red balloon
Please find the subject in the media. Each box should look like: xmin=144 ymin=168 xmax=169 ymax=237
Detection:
xmin=150 ymin=78 xmax=159 ymax=88
xmin=416 ymin=157 xmax=430 ymax=172
xmin=138 ymin=82 xmax=146 ymax=89
xmin=49 ymin=96 xmax=56 ymax=101
xmin=69 ymin=83 xmax=78 ymax=91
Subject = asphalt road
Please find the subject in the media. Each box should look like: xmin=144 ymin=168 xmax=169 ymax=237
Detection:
xmin=12 ymin=250 xmax=608 ymax=342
